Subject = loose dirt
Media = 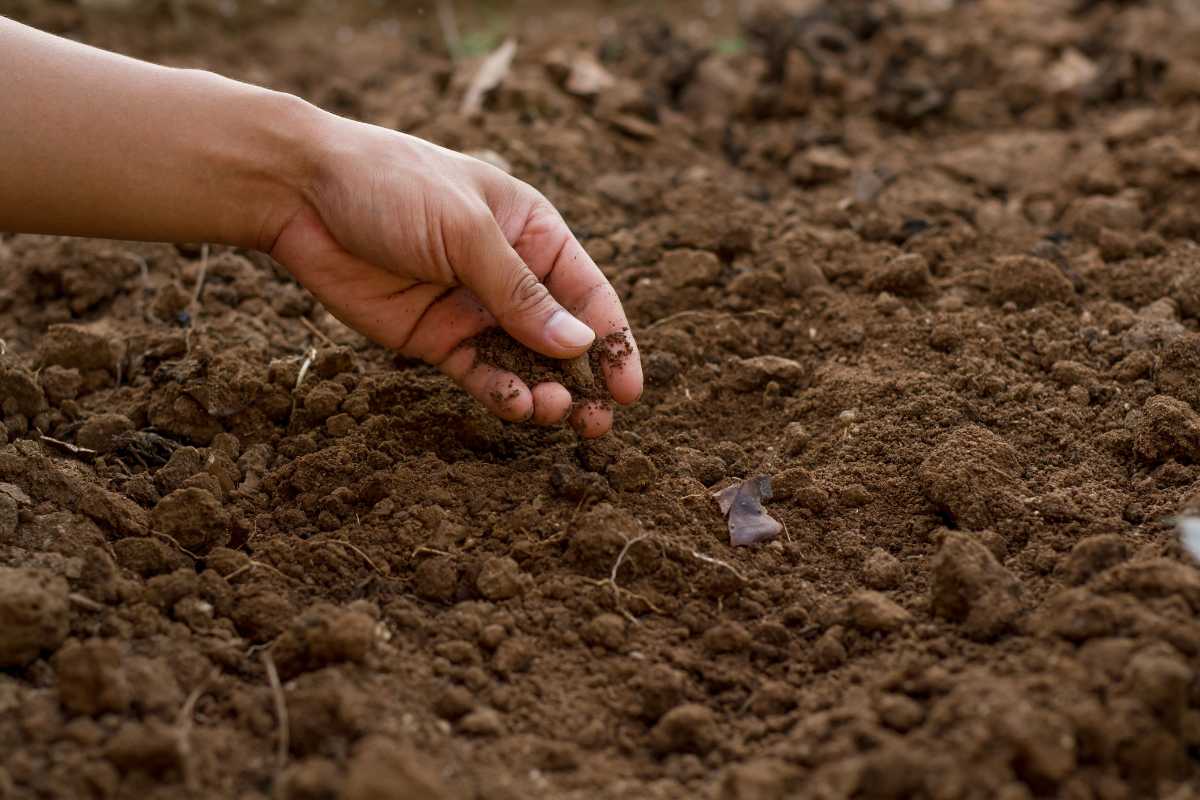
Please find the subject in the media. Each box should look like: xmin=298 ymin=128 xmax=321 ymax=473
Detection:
xmin=2 ymin=1 xmax=1200 ymax=798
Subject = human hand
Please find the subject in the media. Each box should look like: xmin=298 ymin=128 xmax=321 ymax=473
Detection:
xmin=269 ymin=118 xmax=642 ymax=438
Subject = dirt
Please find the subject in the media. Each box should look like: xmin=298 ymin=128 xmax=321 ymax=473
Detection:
xmin=2 ymin=0 xmax=1200 ymax=798
xmin=469 ymin=327 xmax=632 ymax=404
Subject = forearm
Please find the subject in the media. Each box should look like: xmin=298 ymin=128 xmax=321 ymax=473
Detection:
xmin=0 ymin=16 xmax=324 ymax=250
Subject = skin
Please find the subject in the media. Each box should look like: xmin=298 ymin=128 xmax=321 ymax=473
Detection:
xmin=0 ymin=16 xmax=642 ymax=437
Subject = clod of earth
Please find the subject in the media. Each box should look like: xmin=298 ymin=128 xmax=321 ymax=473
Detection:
xmin=713 ymin=475 xmax=782 ymax=546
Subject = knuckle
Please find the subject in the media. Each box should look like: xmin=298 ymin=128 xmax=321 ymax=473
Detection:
xmin=506 ymin=270 xmax=552 ymax=317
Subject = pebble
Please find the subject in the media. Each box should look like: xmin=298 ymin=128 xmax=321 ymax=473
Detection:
xmin=846 ymin=590 xmax=912 ymax=633
xmin=0 ymin=567 xmax=70 ymax=667
xmin=458 ymin=707 xmax=505 ymax=737
xmin=660 ymin=249 xmax=721 ymax=289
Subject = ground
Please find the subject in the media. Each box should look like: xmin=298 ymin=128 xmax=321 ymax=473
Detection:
xmin=2 ymin=0 xmax=1200 ymax=798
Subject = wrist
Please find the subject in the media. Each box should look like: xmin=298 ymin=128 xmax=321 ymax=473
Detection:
xmin=211 ymin=77 xmax=332 ymax=252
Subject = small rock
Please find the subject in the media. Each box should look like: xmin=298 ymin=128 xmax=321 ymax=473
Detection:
xmin=748 ymin=681 xmax=797 ymax=716
xmin=607 ymin=450 xmax=657 ymax=493
xmin=492 ymin=637 xmax=535 ymax=675
xmin=702 ymin=621 xmax=752 ymax=654
xmin=582 ymin=613 xmax=627 ymax=651
xmin=812 ymin=628 xmax=847 ymax=671
xmin=0 ymin=567 xmax=70 ymax=667
xmin=38 ymin=365 xmax=81 ymax=406
xmin=269 ymin=603 xmax=376 ymax=680
xmin=151 ymin=487 xmax=230 ymax=554
xmin=414 ymin=557 xmax=458 ymax=603
xmin=1156 ymin=334 xmax=1200 ymax=410
xmin=36 ymin=323 xmax=123 ymax=374
xmin=930 ymin=531 xmax=1022 ymax=640
xmin=862 ymin=549 xmax=904 ymax=590
xmin=1067 ymin=195 xmax=1144 ymax=241
xmin=865 ymin=253 xmax=930 ymax=296
xmin=632 ymin=664 xmax=688 ymax=721
xmin=728 ymin=356 xmax=805 ymax=391
xmin=54 ymin=639 xmax=131 ymax=715
xmin=989 ymin=255 xmax=1074 ymax=308
xmin=342 ymin=736 xmax=450 ymax=800
xmin=475 ymin=556 xmax=524 ymax=601
xmin=112 ymin=536 xmax=189 ymax=577
xmin=1133 ymin=395 xmax=1200 ymax=463
xmin=432 ymin=684 xmax=475 ymax=721
xmin=649 ymin=703 xmax=719 ymax=755
xmin=846 ymin=590 xmax=912 ymax=633
xmin=1060 ymin=534 xmax=1129 ymax=585
xmin=0 ymin=359 xmax=47 ymax=416
xmin=659 ymin=249 xmax=722 ymax=289
xmin=75 ymin=413 xmax=134 ymax=454
xmin=780 ymin=423 xmax=809 ymax=456
xmin=458 ymin=707 xmax=505 ymax=737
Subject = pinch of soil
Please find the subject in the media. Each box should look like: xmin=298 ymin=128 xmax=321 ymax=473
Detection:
xmin=1133 ymin=395 xmax=1200 ymax=464
xmin=0 ymin=567 xmax=70 ymax=667
xmin=466 ymin=327 xmax=633 ymax=404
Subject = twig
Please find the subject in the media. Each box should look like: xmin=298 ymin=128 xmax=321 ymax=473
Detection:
xmin=191 ymin=244 xmax=209 ymax=309
xmin=39 ymin=435 xmax=97 ymax=458
xmin=0 ymin=338 xmax=6 ymax=355
xmin=436 ymin=0 xmax=463 ymax=61
xmin=299 ymin=317 xmax=336 ymax=348
xmin=310 ymin=539 xmax=385 ymax=575
xmin=584 ymin=534 xmax=662 ymax=623
xmin=223 ymin=560 xmax=292 ymax=583
xmin=260 ymin=651 xmax=289 ymax=774
xmin=691 ymin=550 xmax=748 ymax=583
xmin=461 ymin=37 xmax=517 ymax=116
xmin=413 ymin=546 xmax=453 ymax=558
xmin=152 ymin=530 xmax=204 ymax=562
xmin=647 ymin=308 xmax=781 ymax=330
xmin=68 ymin=592 xmax=105 ymax=612
xmin=780 ymin=517 xmax=793 ymax=543
xmin=177 ymin=670 xmax=217 ymax=793
xmin=294 ymin=348 xmax=317 ymax=393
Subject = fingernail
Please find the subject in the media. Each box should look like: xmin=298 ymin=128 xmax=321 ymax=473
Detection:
xmin=546 ymin=310 xmax=595 ymax=350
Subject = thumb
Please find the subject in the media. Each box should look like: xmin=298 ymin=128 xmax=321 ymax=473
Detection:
xmin=453 ymin=213 xmax=595 ymax=358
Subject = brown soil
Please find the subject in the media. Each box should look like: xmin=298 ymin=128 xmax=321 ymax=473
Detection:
xmin=3 ymin=1 xmax=1200 ymax=798
xmin=469 ymin=327 xmax=631 ymax=404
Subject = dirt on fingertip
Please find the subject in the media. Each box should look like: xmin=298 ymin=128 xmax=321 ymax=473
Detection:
xmin=468 ymin=326 xmax=630 ymax=404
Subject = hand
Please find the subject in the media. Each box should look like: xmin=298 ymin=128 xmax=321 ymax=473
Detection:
xmin=269 ymin=119 xmax=642 ymax=438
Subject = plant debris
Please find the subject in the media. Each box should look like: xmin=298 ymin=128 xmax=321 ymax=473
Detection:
xmin=713 ymin=476 xmax=782 ymax=546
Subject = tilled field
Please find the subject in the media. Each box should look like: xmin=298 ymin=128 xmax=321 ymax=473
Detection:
xmin=3 ymin=1 xmax=1200 ymax=798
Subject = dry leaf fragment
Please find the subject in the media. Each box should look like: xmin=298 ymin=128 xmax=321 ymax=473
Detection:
xmin=461 ymin=38 xmax=517 ymax=117
xmin=713 ymin=476 xmax=783 ymax=547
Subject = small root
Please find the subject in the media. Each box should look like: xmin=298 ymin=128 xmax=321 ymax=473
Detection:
xmin=691 ymin=550 xmax=748 ymax=583
xmin=151 ymin=530 xmax=204 ymax=562
xmin=412 ymin=545 xmax=453 ymax=559
xmin=299 ymin=316 xmax=337 ymax=348
xmin=310 ymin=539 xmax=385 ymax=576
xmin=68 ymin=592 xmax=105 ymax=612
xmin=261 ymin=651 xmax=289 ymax=774
xmin=222 ymin=560 xmax=293 ymax=583
xmin=583 ymin=534 xmax=662 ymax=623
xmin=176 ymin=669 xmax=218 ymax=793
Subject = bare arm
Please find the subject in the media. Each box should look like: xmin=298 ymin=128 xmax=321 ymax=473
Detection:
xmin=0 ymin=15 xmax=314 ymax=250
xmin=0 ymin=16 xmax=642 ymax=436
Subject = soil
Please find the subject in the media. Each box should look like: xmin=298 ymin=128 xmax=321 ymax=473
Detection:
xmin=469 ymin=327 xmax=632 ymax=404
xmin=2 ymin=1 xmax=1200 ymax=798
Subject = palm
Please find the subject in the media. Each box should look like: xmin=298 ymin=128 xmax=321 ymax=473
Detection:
xmin=271 ymin=198 xmax=640 ymax=437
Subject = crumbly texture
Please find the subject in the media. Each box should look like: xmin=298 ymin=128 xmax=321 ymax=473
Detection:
xmin=2 ymin=2 xmax=1200 ymax=799
xmin=469 ymin=326 xmax=632 ymax=404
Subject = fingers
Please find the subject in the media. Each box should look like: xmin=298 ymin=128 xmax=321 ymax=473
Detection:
xmin=512 ymin=203 xmax=644 ymax=405
xmin=450 ymin=211 xmax=596 ymax=360
xmin=437 ymin=346 xmax=533 ymax=422
xmin=570 ymin=401 xmax=613 ymax=439
xmin=530 ymin=382 xmax=572 ymax=426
